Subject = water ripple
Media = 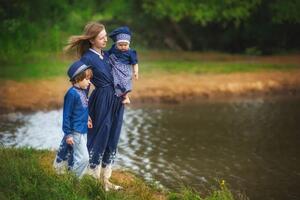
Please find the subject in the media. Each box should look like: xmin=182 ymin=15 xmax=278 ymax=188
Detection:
xmin=1 ymin=99 xmax=300 ymax=200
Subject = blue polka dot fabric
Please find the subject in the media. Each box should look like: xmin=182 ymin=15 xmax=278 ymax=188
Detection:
xmin=109 ymin=54 xmax=133 ymax=96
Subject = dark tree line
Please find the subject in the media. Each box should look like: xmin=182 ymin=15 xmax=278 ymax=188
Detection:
xmin=1 ymin=0 xmax=300 ymax=60
xmin=106 ymin=0 xmax=300 ymax=54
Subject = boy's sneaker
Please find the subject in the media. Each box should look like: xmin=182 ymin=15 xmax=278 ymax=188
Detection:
xmin=53 ymin=160 xmax=68 ymax=174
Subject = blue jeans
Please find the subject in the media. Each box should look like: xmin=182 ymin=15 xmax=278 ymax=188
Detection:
xmin=55 ymin=136 xmax=74 ymax=169
xmin=54 ymin=132 xmax=89 ymax=178
xmin=71 ymin=132 xmax=89 ymax=178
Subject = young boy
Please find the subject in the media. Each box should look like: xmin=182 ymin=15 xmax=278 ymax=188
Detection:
xmin=53 ymin=60 xmax=92 ymax=178
xmin=108 ymin=26 xmax=139 ymax=104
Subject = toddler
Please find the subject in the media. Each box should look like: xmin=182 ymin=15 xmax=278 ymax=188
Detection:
xmin=108 ymin=26 xmax=139 ymax=104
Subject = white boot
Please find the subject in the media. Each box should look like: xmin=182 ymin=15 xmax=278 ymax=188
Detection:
xmin=53 ymin=158 xmax=68 ymax=175
xmin=102 ymin=165 xmax=123 ymax=191
xmin=85 ymin=165 xmax=101 ymax=179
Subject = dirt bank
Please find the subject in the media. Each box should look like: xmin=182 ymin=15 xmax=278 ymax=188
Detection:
xmin=1 ymin=70 xmax=300 ymax=112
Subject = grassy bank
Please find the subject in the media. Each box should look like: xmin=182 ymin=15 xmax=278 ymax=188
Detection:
xmin=1 ymin=51 xmax=299 ymax=80
xmin=0 ymin=147 xmax=234 ymax=200
xmin=0 ymin=52 xmax=70 ymax=81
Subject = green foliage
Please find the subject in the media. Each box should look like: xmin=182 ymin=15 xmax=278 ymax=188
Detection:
xmin=167 ymin=184 xmax=234 ymax=200
xmin=99 ymin=0 xmax=136 ymax=21
xmin=101 ymin=0 xmax=300 ymax=52
xmin=0 ymin=0 xmax=300 ymax=59
xmin=142 ymin=0 xmax=300 ymax=25
xmin=142 ymin=0 xmax=261 ymax=25
xmin=0 ymin=0 xmax=97 ymax=62
xmin=270 ymin=0 xmax=300 ymax=23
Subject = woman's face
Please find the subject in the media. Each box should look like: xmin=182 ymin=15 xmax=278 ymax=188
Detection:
xmin=91 ymin=29 xmax=107 ymax=50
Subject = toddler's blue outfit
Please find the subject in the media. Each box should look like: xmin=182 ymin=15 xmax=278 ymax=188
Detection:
xmin=108 ymin=26 xmax=138 ymax=97
xmin=108 ymin=45 xmax=138 ymax=96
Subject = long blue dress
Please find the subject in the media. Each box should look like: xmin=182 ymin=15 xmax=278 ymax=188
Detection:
xmin=81 ymin=48 xmax=125 ymax=168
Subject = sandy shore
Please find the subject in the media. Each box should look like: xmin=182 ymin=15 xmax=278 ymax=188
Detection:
xmin=1 ymin=70 xmax=300 ymax=112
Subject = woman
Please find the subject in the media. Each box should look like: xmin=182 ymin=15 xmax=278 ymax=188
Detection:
xmin=65 ymin=22 xmax=124 ymax=191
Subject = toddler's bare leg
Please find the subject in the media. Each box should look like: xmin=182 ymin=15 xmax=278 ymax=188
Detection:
xmin=122 ymin=93 xmax=130 ymax=104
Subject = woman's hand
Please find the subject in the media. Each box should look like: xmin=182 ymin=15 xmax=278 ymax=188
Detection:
xmin=88 ymin=116 xmax=93 ymax=128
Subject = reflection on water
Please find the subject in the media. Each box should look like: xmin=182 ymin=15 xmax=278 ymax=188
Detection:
xmin=120 ymin=99 xmax=300 ymax=200
xmin=1 ymin=98 xmax=300 ymax=200
xmin=0 ymin=110 xmax=62 ymax=149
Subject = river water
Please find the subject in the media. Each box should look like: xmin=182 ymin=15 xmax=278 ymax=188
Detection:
xmin=1 ymin=98 xmax=299 ymax=200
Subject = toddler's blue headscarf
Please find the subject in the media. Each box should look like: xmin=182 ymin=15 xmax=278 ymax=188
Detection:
xmin=109 ymin=26 xmax=132 ymax=43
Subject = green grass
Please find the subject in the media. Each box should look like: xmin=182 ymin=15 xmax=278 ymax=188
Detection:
xmin=0 ymin=61 xmax=69 ymax=81
xmin=2 ymin=50 xmax=298 ymax=80
xmin=0 ymin=52 xmax=70 ymax=81
xmin=0 ymin=147 xmax=235 ymax=200
xmin=141 ymin=60 xmax=298 ymax=74
xmin=0 ymin=147 xmax=155 ymax=200
xmin=168 ymin=186 xmax=234 ymax=200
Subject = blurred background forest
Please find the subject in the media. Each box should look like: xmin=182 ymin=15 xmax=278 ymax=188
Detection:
xmin=1 ymin=0 xmax=300 ymax=65
xmin=1 ymin=3 xmax=300 ymax=199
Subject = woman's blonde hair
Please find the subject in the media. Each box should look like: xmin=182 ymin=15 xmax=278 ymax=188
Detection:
xmin=64 ymin=22 xmax=105 ymax=57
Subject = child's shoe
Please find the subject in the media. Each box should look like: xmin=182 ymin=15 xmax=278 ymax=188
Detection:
xmin=53 ymin=160 xmax=68 ymax=174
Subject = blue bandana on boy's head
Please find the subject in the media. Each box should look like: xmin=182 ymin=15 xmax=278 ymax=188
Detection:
xmin=109 ymin=26 xmax=132 ymax=44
